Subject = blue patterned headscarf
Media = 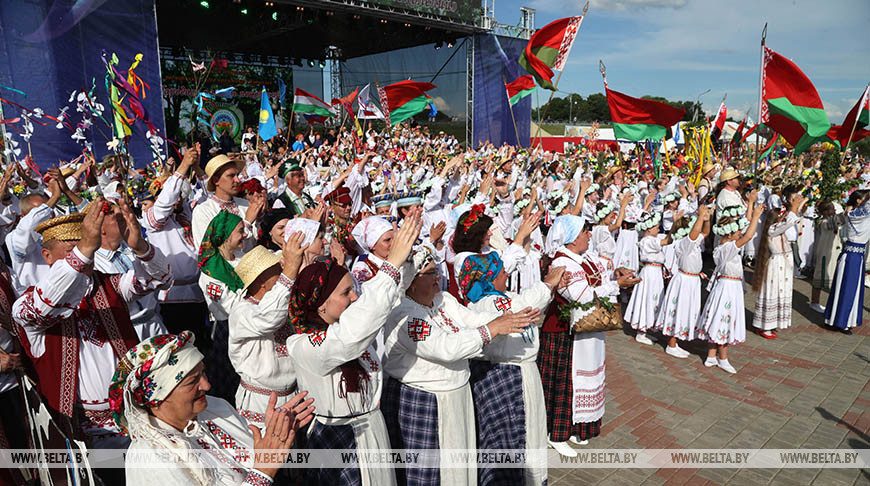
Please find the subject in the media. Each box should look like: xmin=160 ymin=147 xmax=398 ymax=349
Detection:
xmin=458 ymin=252 xmax=506 ymax=303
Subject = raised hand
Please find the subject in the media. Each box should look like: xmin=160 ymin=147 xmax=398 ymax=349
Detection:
xmin=429 ymin=221 xmax=447 ymax=244
xmin=282 ymin=231 xmax=309 ymax=278
xmin=386 ymin=211 xmax=423 ymax=268
xmin=118 ymin=197 xmax=149 ymax=255
xmin=77 ymin=197 xmax=107 ymax=259
xmin=329 ymin=237 xmax=346 ymax=263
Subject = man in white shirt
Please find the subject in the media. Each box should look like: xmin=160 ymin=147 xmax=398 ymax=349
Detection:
xmin=191 ymin=154 xmax=264 ymax=252
xmin=6 ymin=188 xmax=62 ymax=294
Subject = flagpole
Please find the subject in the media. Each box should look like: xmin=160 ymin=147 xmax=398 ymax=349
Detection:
xmin=840 ymin=82 xmax=870 ymax=165
xmin=754 ymin=22 xmax=767 ymax=176
xmin=503 ymin=75 xmax=522 ymax=148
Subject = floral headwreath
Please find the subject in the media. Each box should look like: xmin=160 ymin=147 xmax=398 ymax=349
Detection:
xmin=672 ymin=215 xmax=698 ymax=240
xmin=549 ymin=190 xmax=571 ymax=214
xmin=713 ymin=217 xmax=749 ymax=236
xmin=459 ymin=204 xmax=486 ymax=233
xmin=514 ymin=198 xmax=531 ymax=216
xmin=595 ymin=201 xmax=618 ymax=223
xmin=585 ymin=183 xmax=600 ymax=195
xmin=718 ymin=205 xmax=745 ymax=219
xmin=661 ymin=191 xmax=680 ymax=205
xmin=636 ymin=211 xmax=662 ymax=232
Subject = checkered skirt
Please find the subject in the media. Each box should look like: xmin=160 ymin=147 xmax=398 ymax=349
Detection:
xmin=469 ymin=360 xmax=526 ymax=486
xmin=537 ymin=330 xmax=602 ymax=442
xmin=381 ymin=377 xmax=440 ymax=486
xmin=305 ymin=421 xmax=362 ymax=485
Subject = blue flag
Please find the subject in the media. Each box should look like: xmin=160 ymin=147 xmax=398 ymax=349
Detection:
xmin=258 ymin=86 xmax=278 ymax=141
xmin=277 ymin=78 xmax=286 ymax=108
xmin=428 ymin=103 xmax=438 ymax=118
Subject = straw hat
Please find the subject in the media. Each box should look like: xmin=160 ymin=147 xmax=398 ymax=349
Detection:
xmin=719 ymin=168 xmax=739 ymax=183
xmin=36 ymin=213 xmax=86 ymax=242
xmin=605 ymin=166 xmax=624 ymax=178
xmin=204 ymin=155 xmax=243 ymax=192
xmin=235 ymin=245 xmax=282 ymax=290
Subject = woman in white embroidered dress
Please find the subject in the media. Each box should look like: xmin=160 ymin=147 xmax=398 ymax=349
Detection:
xmin=228 ymin=236 xmax=307 ymax=426
xmin=751 ymin=194 xmax=805 ymax=338
xmin=382 ymin=249 xmax=539 ymax=486
xmin=624 ymin=211 xmax=670 ymax=345
xmin=112 ymin=331 xmax=315 ymax=486
xmin=349 ymin=216 xmax=394 ymax=295
xmin=283 ymin=214 xmax=421 ymax=486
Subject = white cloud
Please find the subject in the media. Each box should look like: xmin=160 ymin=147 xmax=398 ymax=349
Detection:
xmin=589 ymin=0 xmax=688 ymax=10
xmin=431 ymin=96 xmax=452 ymax=113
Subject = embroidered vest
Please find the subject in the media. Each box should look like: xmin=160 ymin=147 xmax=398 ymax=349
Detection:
xmin=17 ymin=272 xmax=140 ymax=418
xmin=542 ymin=252 xmax=605 ymax=333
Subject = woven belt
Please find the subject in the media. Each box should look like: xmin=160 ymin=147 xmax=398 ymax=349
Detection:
xmin=845 ymin=241 xmax=866 ymax=253
xmin=240 ymin=381 xmax=296 ymax=397
xmin=717 ymin=275 xmax=742 ymax=281
xmin=680 ymin=270 xmax=700 ymax=277
xmin=645 ymin=263 xmax=663 ymax=267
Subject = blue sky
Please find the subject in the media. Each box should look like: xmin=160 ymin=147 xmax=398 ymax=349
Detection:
xmin=492 ymin=0 xmax=870 ymax=123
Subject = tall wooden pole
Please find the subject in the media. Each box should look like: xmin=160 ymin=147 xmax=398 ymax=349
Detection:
xmin=503 ymin=75 xmax=522 ymax=147
xmin=754 ymin=22 xmax=767 ymax=176
xmin=839 ymin=82 xmax=870 ymax=165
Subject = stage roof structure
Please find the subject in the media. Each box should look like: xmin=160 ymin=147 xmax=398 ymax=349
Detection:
xmin=156 ymin=0 xmax=485 ymax=62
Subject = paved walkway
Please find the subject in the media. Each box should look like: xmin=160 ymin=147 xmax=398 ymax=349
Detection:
xmin=548 ymin=266 xmax=870 ymax=486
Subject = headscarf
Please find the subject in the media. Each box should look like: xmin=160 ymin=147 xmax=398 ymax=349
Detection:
xmin=351 ymin=216 xmax=393 ymax=253
xmin=258 ymin=208 xmax=293 ymax=250
xmin=109 ymin=331 xmax=204 ymax=436
xmin=286 ymin=258 xmax=369 ymax=403
xmin=108 ymin=332 xmax=212 ymax=484
xmin=288 ymin=257 xmax=349 ymax=334
xmin=457 ymin=252 xmax=505 ymax=303
xmin=545 ymin=215 xmax=586 ymax=257
xmin=197 ymin=210 xmax=245 ymax=291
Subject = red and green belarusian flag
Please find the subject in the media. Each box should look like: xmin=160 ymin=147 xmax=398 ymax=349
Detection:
xmin=378 ymin=80 xmax=435 ymax=126
xmin=826 ymin=84 xmax=870 ymax=149
xmin=518 ymin=12 xmax=586 ymax=90
xmin=756 ymin=129 xmax=778 ymax=161
xmin=292 ymin=88 xmax=335 ymax=123
xmin=505 ymin=75 xmax=536 ymax=106
xmin=605 ymin=86 xmax=686 ymax=141
xmin=761 ymin=47 xmax=831 ymax=154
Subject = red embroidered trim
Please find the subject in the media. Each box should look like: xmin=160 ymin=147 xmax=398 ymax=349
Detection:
xmin=408 ymin=318 xmax=431 ymax=342
xmin=574 ymin=363 xmax=606 ymax=377
xmin=240 ymin=381 xmax=296 ymax=397
xmin=238 ymin=409 xmax=265 ymax=423
xmin=478 ymin=326 xmax=491 ymax=347
xmin=493 ymin=297 xmax=512 ymax=312
xmin=206 ymin=283 xmax=224 ymax=300
xmin=65 ymin=252 xmax=91 ymax=273
xmin=379 ymin=262 xmax=401 ymax=285
xmin=59 ymin=320 xmax=78 ymax=417
xmin=92 ymin=281 xmax=129 ymax=359
xmin=244 ymin=470 xmax=274 ymax=486
xmin=276 ymin=274 xmax=294 ymax=291
xmin=145 ymin=207 xmax=165 ymax=231
xmin=359 ymin=351 xmax=379 ymax=372
xmin=204 ymin=420 xmax=252 ymax=463
xmin=137 ymin=244 xmax=155 ymax=262
xmin=438 ymin=309 xmax=460 ymax=333
xmin=308 ymin=330 xmax=326 ymax=347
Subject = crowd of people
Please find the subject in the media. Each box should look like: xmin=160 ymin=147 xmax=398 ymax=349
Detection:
xmin=0 ymin=121 xmax=866 ymax=486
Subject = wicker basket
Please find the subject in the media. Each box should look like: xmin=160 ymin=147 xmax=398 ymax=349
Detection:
xmin=572 ymin=302 xmax=623 ymax=334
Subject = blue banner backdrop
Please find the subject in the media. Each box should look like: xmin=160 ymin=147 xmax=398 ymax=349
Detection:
xmin=472 ymin=33 xmax=531 ymax=148
xmin=0 ymin=0 xmax=165 ymax=169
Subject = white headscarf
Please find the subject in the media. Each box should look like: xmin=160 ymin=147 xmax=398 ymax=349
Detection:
xmin=351 ymin=216 xmax=393 ymax=253
xmin=284 ymin=217 xmax=321 ymax=247
xmin=545 ymin=215 xmax=586 ymax=257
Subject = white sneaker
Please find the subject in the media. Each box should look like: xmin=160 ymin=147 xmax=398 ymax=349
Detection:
xmin=666 ymin=345 xmax=690 ymax=358
xmin=548 ymin=439 xmax=578 ymax=457
xmin=635 ymin=332 xmax=654 ymax=345
xmin=568 ymin=436 xmax=589 ymax=445
xmin=717 ymin=359 xmax=737 ymax=374
xmin=809 ymin=303 xmax=826 ymax=313
xmin=704 ymin=357 xmax=717 ymax=367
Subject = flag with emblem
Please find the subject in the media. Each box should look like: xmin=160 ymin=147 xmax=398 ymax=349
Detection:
xmin=826 ymin=84 xmax=870 ymax=149
xmin=380 ymin=80 xmax=436 ymax=126
xmin=518 ymin=8 xmax=587 ymax=91
xmin=258 ymin=86 xmax=278 ymax=141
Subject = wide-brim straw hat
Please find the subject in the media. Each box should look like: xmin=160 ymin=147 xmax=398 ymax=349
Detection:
xmin=204 ymin=155 xmax=243 ymax=192
xmin=36 ymin=213 xmax=86 ymax=242
xmin=235 ymin=245 xmax=282 ymax=291
xmin=719 ymin=168 xmax=739 ymax=183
